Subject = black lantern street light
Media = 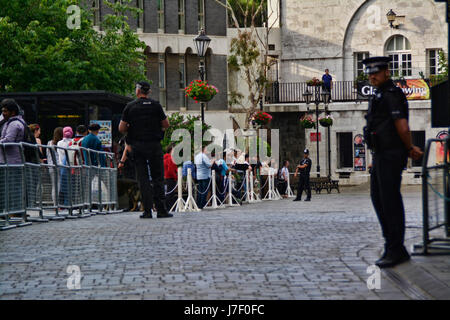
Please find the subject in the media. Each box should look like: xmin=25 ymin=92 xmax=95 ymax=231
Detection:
xmin=193 ymin=29 xmax=211 ymax=127
xmin=303 ymin=86 xmax=331 ymax=178
xmin=386 ymin=9 xmax=397 ymax=28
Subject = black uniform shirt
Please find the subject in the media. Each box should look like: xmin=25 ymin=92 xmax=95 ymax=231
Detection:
xmin=367 ymin=79 xmax=409 ymax=151
xmin=121 ymin=97 xmax=167 ymax=144
xmin=299 ymin=158 xmax=312 ymax=175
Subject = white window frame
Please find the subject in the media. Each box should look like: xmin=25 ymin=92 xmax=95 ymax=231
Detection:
xmin=179 ymin=55 xmax=187 ymax=110
xmin=178 ymin=0 xmax=185 ymax=34
xmin=427 ymin=48 xmax=442 ymax=77
xmin=386 ymin=36 xmax=412 ymax=78
xmin=354 ymin=52 xmax=370 ymax=77
xmin=137 ymin=0 xmax=144 ymax=31
xmin=158 ymin=53 xmax=166 ymax=108
xmin=198 ymin=0 xmax=205 ymax=32
xmin=157 ymin=0 xmax=165 ymax=33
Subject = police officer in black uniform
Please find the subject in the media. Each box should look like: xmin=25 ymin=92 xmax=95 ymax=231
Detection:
xmin=119 ymin=81 xmax=172 ymax=219
xmin=363 ymin=57 xmax=423 ymax=268
xmin=293 ymin=148 xmax=312 ymax=202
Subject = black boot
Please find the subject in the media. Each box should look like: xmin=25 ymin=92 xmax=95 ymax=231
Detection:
xmin=375 ymin=247 xmax=410 ymax=268
xmin=140 ymin=211 xmax=152 ymax=219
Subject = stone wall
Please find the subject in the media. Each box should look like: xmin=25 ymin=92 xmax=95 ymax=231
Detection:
xmin=280 ymin=0 xmax=448 ymax=82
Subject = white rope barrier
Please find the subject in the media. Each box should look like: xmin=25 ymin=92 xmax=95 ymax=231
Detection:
xmin=263 ymin=172 xmax=277 ymax=201
xmin=170 ymin=167 xmax=186 ymax=213
xmin=183 ymin=168 xmax=200 ymax=212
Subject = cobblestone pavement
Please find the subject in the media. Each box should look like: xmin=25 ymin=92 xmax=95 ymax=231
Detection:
xmin=1 ymin=187 xmax=449 ymax=300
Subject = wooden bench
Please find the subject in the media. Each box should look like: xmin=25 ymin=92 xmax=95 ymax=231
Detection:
xmin=309 ymin=177 xmax=340 ymax=194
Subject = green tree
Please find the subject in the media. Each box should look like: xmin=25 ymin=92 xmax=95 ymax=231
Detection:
xmin=0 ymin=0 xmax=147 ymax=94
xmin=214 ymin=0 xmax=278 ymax=128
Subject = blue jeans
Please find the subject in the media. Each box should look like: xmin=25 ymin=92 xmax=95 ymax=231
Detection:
xmin=196 ymin=179 xmax=210 ymax=209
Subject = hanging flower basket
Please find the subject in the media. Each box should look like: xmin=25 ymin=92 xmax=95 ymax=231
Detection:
xmin=184 ymin=80 xmax=218 ymax=103
xmin=319 ymin=115 xmax=333 ymax=127
xmin=306 ymin=78 xmax=324 ymax=87
xmin=300 ymin=115 xmax=316 ymax=129
xmin=252 ymin=111 xmax=273 ymax=126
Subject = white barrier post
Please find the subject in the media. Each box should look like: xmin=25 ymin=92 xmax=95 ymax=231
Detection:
xmin=286 ymin=172 xmax=295 ymax=198
xmin=205 ymin=170 xmax=223 ymax=209
xmin=243 ymin=171 xmax=250 ymax=203
xmin=170 ymin=167 xmax=186 ymax=212
xmin=263 ymin=171 xmax=277 ymax=200
xmin=183 ymin=168 xmax=200 ymax=212
xmin=223 ymin=171 xmax=240 ymax=207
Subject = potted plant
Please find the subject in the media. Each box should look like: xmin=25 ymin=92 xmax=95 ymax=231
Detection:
xmin=319 ymin=115 xmax=333 ymax=127
xmin=184 ymin=80 xmax=219 ymax=103
xmin=300 ymin=115 xmax=316 ymax=129
xmin=252 ymin=111 xmax=273 ymax=126
xmin=306 ymin=77 xmax=324 ymax=87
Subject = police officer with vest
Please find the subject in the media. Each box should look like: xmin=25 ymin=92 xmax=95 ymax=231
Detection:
xmin=363 ymin=57 xmax=423 ymax=268
xmin=119 ymin=81 xmax=172 ymax=219
xmin=293 ymin=148 xmax=312 ymax=202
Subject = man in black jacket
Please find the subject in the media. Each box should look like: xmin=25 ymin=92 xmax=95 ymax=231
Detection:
xmin=363 ymin=57 xmax=423 ymax=268
xmin=119 ymin=81 xmax=171 ymax=219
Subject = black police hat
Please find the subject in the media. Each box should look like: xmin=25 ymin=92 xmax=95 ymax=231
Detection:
xmin=136 ymin=81 xmax=151 ymax=92
xmin=304 ymin=148 xmax=309 ymax=154
xmin=362 ymin=56 xmax=391 ymax=74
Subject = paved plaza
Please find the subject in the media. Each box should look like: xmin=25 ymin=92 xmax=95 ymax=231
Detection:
xmin=1 ymin=186 xmax=449 ymax=300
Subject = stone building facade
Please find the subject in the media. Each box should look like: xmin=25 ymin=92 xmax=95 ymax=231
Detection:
xmin=264 ymin=0 xmax=448 ymax=185
xmin=93 ymin=0 xmax=233 ymax=132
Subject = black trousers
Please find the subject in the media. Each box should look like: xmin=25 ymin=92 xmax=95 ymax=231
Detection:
xmin=296 ymin=174 xmax=311 ymax=199
xmin=371 ymin=149 xmax=408 ymax=255
xmin=132 ymin=141 xmax=166 ymax=214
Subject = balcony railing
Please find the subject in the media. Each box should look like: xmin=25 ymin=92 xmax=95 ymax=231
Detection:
xmin=265 ymin=81 xmax=364 ymax=104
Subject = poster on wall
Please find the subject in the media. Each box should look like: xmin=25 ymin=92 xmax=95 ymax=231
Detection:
xmin=436 ymin=131 xmax=449 ymax=164
xmin=357 ymin=79 xmax=430 ymax=100
xmin=90 ymin=120 xmax=112 ymax=149
xmin=354 ymin=134 xmax=366 ymax=171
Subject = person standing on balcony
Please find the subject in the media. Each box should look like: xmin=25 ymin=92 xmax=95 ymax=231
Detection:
xmin=362 ymin=56 xmax=423 ymax=269
xmin=322 ymin=69 xmax=333 ymax=103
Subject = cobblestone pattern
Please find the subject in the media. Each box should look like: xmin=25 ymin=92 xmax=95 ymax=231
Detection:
xmin=0 ymin=188 xmax=447 ymax=300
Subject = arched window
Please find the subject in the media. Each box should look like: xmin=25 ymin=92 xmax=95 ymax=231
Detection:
xmin=386 ymin=35 xmax=412 ymax=77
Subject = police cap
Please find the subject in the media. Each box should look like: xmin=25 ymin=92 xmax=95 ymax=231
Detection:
xmin=362 ymin=56 xmax=391 ymax=74
xmin=136 ymin=81 xmax=151 ymax=93
xmin=304 ymin=148 xmax=309 ymax=154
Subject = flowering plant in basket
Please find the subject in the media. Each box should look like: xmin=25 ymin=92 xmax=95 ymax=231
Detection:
xmin=319 ymin=115 xmax=333 ymax=127
xmin=306 ymin=77 xmax=324 ymax=87
xmin=184 ymin=80 xmax=218 ymax=103
xmin=252 ymin=111 xmax=272 ymax=126
xmin=300 ymin=115 xmax=315 ymax=129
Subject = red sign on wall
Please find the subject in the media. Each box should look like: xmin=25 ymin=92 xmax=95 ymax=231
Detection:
xmin=310 ymin=132 xmax=321 ymax=142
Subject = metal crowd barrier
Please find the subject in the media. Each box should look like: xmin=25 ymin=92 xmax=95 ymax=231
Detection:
xmin=0 ymin=143 xmax=31 ymax=230
xmin=413 ymin=136 xmax=450 ymax=255
xmin=0 ymin=142 xmax=122 ymax=230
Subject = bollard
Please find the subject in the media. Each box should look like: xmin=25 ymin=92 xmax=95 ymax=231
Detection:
xmin=183 ymin=168 xmax=200 ymax=212
xmin=263 ymin=171 xmax=277 ymax=200
xmin=205 ymin=170 xmax=223 ymax=209
xmin=223 ymin=171 xmax=240 ymax=207
xmin=170 ymin=167 xmax=186 ymax=213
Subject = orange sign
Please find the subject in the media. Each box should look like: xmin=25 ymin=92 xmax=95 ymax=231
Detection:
xmin=393 ymin=79 xmax=430 ymax=100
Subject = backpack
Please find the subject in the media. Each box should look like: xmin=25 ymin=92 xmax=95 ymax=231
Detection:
xmin=7 ymin=118 xmax=39 ymax=163
xmin=68 ymin=137 xmax=84 ymax=166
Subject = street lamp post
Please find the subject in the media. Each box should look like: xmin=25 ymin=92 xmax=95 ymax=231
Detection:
xmin=303 ymin=86 xmax=331 ymax=178
xmin=193 ymin=29 xmax=211 ymax=128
